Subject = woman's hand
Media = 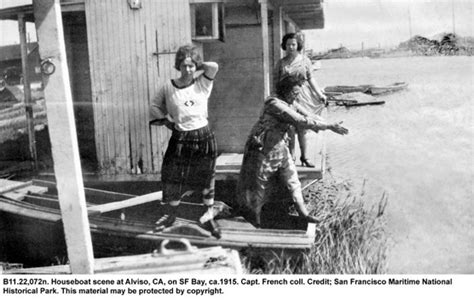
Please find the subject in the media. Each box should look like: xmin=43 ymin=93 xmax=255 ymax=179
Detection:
xmin=150 ymin=119 xmax=175 ymax=130
xmin=163 ymin=119 xmax=175 ymax=130
xmin=329 ymin=121 xmax=349 ymax=135
xmin=319 ymin=93 xmax=328 ymax=106
xmin=305 ymin=215 xmax=320 ymax=224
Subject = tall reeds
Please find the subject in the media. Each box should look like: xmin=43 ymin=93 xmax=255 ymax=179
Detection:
xmin=244 ymin=178 xmax=389 ymax=274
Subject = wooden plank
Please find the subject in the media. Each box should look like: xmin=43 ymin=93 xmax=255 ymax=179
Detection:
xmin=260 ymin=0 xmax=271 ymax=97
xmin=215 ymin=153 xmax=242 ymax=170
xmin=2 ymin=191 xmax=26 ymax=201
xmin=215 ymin=153 xmax=322 ymax=180
xmin=98 ymin=0 xmax=113 ymax=174
xmin=272 ymin=5 xmax=283 ymax=86
xmin=85 ymin=0 xmax=104 ymax=173
xmin=130 ymin=2 xmax=145 ymax=174
xmin=104 ymin=0 xmax=123 ymax=173
xmin=144 ymin=0 xmax=157 ymax=174
xmin=0 ymin=179 xmax=32 ymax=194
xmin=139 ymin=6 xmax=153 ymax=174
xmin=87 ymin=191 xmax=162 ymax=215
xmin=4 ymin=246 xmax=243 ymax=275
xmin=14 ymin=185 xmax=48 ymax=195
xmin=121 ymin=0 xmax=133 ymax=174
xmin=18 ymin=14 xmax=37 ymax=169
xmin=33 ymin=0 xmax=94 ymax=274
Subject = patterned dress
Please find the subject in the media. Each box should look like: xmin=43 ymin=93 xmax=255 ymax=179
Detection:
xmin=274 ymin=54 xmax=324 ymax=115
xmin=236 ymin=96 xmax=325 ymax=227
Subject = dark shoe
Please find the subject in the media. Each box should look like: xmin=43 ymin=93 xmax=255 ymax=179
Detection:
xmin=202 ymin=219 xmax=222 ymax=239
xmin=300 ymin=157 xmax=315 ymax=167
xmin=199 ymin=206 xmax=222 ymax=239
xmin=155 ymin=214 xmax=176 ymax=231
xmin=155 ymin=204 xmax=178 ymax=231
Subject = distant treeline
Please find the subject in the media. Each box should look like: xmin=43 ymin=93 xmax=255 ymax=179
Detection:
xmin=398 ymin=33 xmax=474 ymax=56
xmin=309 ymin=33 xmax=474 ymax=60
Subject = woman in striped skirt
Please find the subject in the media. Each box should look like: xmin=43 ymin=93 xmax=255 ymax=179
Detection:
xmin=150 ymin=45 xmax=219 ymax=236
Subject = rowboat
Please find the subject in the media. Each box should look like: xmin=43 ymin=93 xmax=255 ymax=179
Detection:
xmin=328 ymin=92 xmax=385 ymax=107
xmin=324 ymin=82 xmax=408 ymax=96
xmin=340 ymin=99 xmax=386 ymax=107
xmin=0 ymin=179 xmax=315 ymax=267
xmin=368 ymin=82 xmax=408 ymax=95
xmin=324 ymin=85 xmax=373 ymax=94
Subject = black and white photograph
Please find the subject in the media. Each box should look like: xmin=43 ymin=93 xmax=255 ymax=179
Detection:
xmin=0 ymin=0 xmax=472 ymax=299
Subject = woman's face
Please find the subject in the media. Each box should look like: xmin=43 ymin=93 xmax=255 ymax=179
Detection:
xmin=285 ymin=38 xmax=299 ymax=54
xmin=285 ymin=85 xmax=301 ymax=103
xmin=179 ymin=57 xmax=196 ymax=77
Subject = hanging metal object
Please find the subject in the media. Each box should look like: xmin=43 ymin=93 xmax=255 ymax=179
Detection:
xmin=128 ymin=0 xmax=142 ymax=10
xmin=40 ymin=58 xmax=56 ymax=75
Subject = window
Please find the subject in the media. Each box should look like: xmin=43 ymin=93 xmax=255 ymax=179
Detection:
xmin=191 ymin=2 xmax=225 ymax=42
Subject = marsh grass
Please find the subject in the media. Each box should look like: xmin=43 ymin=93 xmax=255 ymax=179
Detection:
xmin=243 ymin=178 xmax=389 ymax=274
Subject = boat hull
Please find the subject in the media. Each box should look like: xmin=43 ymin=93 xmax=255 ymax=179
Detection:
xmin=1 ymin=180 xmax=315 ymax=267
xmin=368 ymin=82 xmax=408 ymax=95
xmin=324 ymin=82 xmax=408 ymax=96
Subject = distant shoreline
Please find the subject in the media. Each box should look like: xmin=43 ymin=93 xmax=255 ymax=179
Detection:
xmin=309 ymin=33 xmax=474 ymax=60
xmin=311 ymin=50 xmax=473 ymax=61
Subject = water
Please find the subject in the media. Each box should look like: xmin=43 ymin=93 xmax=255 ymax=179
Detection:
xmin=316 ymin=56 xmax=474 ymax=273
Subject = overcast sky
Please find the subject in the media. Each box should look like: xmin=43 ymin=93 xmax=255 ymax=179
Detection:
xmin=1 ymin=0 xmax=472 ymax=50
xmin=305 ymin=0 xmax=473 ymax=51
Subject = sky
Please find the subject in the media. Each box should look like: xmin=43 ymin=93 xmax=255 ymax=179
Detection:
xmin=305 ymin=0 xmax=473 ymax=52
xmin=0 ymin=0 xmax=35 ymax=45
xmin=0 ymin=0 xmax=473 ymax=50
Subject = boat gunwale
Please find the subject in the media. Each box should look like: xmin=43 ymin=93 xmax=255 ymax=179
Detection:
xmin=1 ymin=191 xmax=315 ymax=250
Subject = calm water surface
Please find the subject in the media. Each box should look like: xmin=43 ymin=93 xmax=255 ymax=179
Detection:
xmin=316 ymin=56 xmax=473 ymax=273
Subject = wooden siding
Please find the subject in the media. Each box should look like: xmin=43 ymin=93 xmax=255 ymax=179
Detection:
xmin=204 ymin=6 xmax=273 ymax=153
xmin=84 ymin=0 xmax=191 ymax=174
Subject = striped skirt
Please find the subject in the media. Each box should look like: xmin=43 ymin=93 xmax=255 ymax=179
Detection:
xmin=161 ymin=125 xmax=217 ymax=203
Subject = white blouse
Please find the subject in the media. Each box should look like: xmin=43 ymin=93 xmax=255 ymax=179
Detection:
xmin=150 ymin=74 xmax=214 ymax=131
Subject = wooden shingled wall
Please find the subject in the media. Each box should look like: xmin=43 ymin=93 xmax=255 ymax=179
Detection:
xmin=84 ymin=0 xmax=190 ymax=174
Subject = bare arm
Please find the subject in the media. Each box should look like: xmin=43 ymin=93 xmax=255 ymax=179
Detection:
xmin=267 ymin=99 xmax=313 ymax=128
xmin=150 ymin=86 xmax=175 ymax=130
xmin=303 ymin=55 xmax=327 ymax=105
xmin=293 ymin=103 xmax=349 ymax=135
xmin=200 ymin=61 xmax=219 ymax=79
xmin=294 ymin=198 xmax=319 ymax=223
xmin=308 ymin=76 xmax=328 ymax=105
xmin=150 ymin=87 xmax=167 ymax=121
xmin=149 ymin=118 xmax=174 ymax=130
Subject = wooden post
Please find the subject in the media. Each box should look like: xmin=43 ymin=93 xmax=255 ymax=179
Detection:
xmin=33 ymin=0 xmax=94 ymax=274
xmin=272 ymin=5 xmax=283 ymax=88
xmin=18 ymin=14 xmax=37 ymax=169
xmin=259 ymin=0 xmax=270 ymax=97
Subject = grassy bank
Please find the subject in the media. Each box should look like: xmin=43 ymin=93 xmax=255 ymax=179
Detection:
xmin=244 ymin=178 xmax=388 ymax=274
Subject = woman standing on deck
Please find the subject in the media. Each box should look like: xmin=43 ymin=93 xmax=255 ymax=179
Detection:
xmin=150 ymin=45 xmax=220 ymax=236
xmin=274 ymin=32 xmax=328 ymax=167
xmin=237 ymin=76 xmax=348 ymax=228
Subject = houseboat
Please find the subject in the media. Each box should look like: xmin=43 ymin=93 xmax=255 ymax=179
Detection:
xmin=0 ymin=0 xmax=326 ymax=272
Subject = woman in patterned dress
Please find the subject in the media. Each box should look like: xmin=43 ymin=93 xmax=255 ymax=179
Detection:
xmin=237 ymin=76 xmax=348 ymax=227
xmin=274 ymin=32 xmax=328 ymax=167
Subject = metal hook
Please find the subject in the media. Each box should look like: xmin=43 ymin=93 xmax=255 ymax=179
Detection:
xmin=40 ymin=58 xmax=56 ymax=75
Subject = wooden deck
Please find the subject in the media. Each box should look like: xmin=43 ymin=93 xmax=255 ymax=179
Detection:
xmin=1 ymin=179 xmax=316 ymax=258
xmin=216 ymin=130 xmax=326 ymax=182
xmin=2 ymin=245 xmax=243 ymax=274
